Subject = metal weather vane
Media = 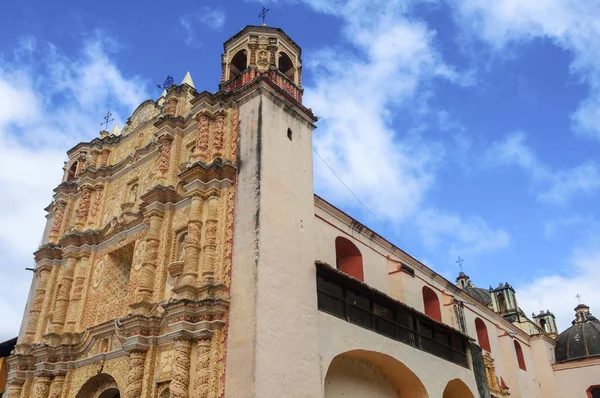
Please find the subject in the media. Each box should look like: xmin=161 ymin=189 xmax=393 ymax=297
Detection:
xmin=157 ymin=75 xmax=174 ymax=90
xmin=101 ymin=110 xmax=114 ymax=131
xmin=576 ymin=294 xmax=582 ymax=304
xmin=259 ymin=6 xmax=270 ymax=25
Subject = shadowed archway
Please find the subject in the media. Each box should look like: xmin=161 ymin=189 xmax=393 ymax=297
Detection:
xmin=324 ymin=349 xmax=428 ymax=398
xmin=75 ymin=373 xmax=120 ymax=398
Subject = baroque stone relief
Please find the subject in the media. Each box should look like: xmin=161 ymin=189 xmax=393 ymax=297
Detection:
xmin=121 ymin=100 xmax=159 ymax=137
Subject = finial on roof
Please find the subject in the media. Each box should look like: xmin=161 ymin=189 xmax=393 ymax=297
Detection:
xmin=110 ymin=122 xmax=121 ymax=136
xmin=258 ymin=6 xmax=269 ymax=26
xmin=181 ymin=71 xmax=195 ymax=89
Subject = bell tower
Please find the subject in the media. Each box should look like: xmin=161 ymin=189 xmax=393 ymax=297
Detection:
xmin=532 ymin=310 xmax=558 ymax=335
xmin=222 ymin=25 xmax=321 ymax=397
xmin=219 ymin=25 xmax=303 ymax=103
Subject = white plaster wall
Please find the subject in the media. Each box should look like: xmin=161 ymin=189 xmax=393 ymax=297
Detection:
xmin=253 ymin=90 xmax=322 ymax=397
xmin=554 ymin=359 xmax=600 ymax=398
xmin=313 ymin=211 xmax=389 ymax=293
xmin=530 ymin=337 xmax=558 ymax=397
xmin=319 ymin=312 xmax=478 ymax=398
xmin=325 ymin=356 xmax=399 ymax=398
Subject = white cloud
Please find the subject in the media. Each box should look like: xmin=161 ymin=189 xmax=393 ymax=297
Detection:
xmin=451 ymin=0 xmax=600 ymax=140
xmin=0 ymin=33 xmax=149 ymax=341
xmin=180 ymin=7 xmax=226 ymax=46
xmin=487 ymin=132 xmax=600 ymax=203
xmin=516 ymin=238 xmax=600 ymax=332
xmin=415 ymin=208 xmax=510 ymax=256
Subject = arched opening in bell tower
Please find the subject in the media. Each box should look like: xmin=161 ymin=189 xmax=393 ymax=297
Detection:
xmin=66 ymin=161 xmax=78 ymax=182
xmin=230 ymin=50 xmax=248 ymax=79
xmin=278 ymin=51 xmax=295 ymax=80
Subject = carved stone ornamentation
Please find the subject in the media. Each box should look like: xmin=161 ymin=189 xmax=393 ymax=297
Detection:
xmin=76 ymin=186 xmax=93 ymax=227
xmin=100 ymin=149 xmax=110 ymax=167
xmin=158 ymin=139 xmax=172 ymax=175
xmin=212 ymin=115 xmax=225 ymax=158
xmin=49 ymin=201 xmax=66 ymax=241
xmin=25 ymin=267 xmax=51 ymax=340
xmin=89 ymin=186 xmax=104 ymax=225
xmin=194 ymin=337 xmax=212 ymax=397
xmin=33 ymin=374 xmax=52 ymax=398
xmin=6 ymin=379 xmax=25 ymax=398
xmin=125 ymin=350 xmax=146 ymax=398
xmin=169 ymin=338 xmax=191 ymax=398
xmin=48 ymin=374 xmax=65 ymax=398
xmin=196 ymin=115 xmax=211 ymax=159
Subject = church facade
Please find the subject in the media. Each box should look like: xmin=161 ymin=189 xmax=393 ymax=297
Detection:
xmin=6 ymin=25 xmax=600 ymax=398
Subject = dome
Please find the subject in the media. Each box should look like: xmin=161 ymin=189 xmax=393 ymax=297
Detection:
xmin=555 ymin=304 xmax=600 ymax=363
xmin=456 ymin=272 xmax=492 ymax=306
xmin=464 ymin=285 xmax=492 ymax=306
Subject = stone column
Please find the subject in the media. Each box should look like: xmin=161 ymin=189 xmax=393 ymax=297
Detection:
xmin=157 ymin=134 xmax=173 ymax=185
xmin=75 ymin=154 xmax=86 ymax=176
xmin=100 ymin=149 xmax=110 ymax=167
xmin=125 ymin=350 xmax=146 ymax=398
xmin=48 ymin=374 xmax=65 ymax=398
xmin=25 ymin=266 xmax=51 ymax=342
xmin=75 ymin=185 xmax=93 ymax=229
xmin=33 ymin=374 xmax=52 ymax=398
xmin=6 ymin=379 xmax=24 ymax=398
xmin=176 ymin=195 xmax=203 ymax=299
xmin=51 ymin=255 xmax=78 ymax=334
xmin=211 ymin=114 xmax=225 ymax=159
xmin=201 ymin=195 xmax=218 ymax=284
xmin=220 ymin=54 xmax=227 ymax=83
xmin=49 ymin=201 xmax=67 ymax=243
xmin=194 ymin=337 xmax=212 ymax=398
xmin=88 ymin=184 xmax=104 ymax=228
xmin=132 ymin=210 xmax=164 ymax=313
xmin=65 ymin=253 xmax=90 ymax=332
xmin=169 ymin=338 xmax=191 ymax=398
xmin=194 ymin=115 xmax=211 ymax=162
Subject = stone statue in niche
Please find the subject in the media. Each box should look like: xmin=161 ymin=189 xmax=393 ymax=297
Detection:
xmin=129 ymin=184 xmax=138 ymax=204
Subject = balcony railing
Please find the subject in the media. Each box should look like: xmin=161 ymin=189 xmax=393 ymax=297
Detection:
xmin=316 ymin=265 xmax=469 ymax=368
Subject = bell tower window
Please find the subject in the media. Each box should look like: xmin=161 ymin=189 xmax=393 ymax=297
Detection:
xmin=278 ymin=52 xmax=295 ymax=80
xmin=230 ymin=50 xmax=248 ymax=79
xmin=66 ymin=161 xmax=78 ymax=182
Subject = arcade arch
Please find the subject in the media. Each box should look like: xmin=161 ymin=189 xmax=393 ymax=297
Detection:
xmin=324 ymin=349 xmax=428 ymax=398
xmin=442 ymin=378 xmax=474 ymax=398
xmin=422 ymin=286 xmax=442 ymax=322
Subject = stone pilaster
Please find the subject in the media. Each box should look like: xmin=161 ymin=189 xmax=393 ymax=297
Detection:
xmin=169 ymin=338 xmax=192 ymax=398
xmin=132 ymin=209 xmax=164 ymax=313
xmin=33 ymin=374 xmax=52 ymax=398
xmin=175 ymin=194 xmax=203 ymax=300
xmin=91 ymin=149 xmax=100 ymax=168
xmin=75 ymin=153 xmax=86 ymax=176
xmin=75 ymin=185 xmax=93 ymax=229
xmin=65 ymin=253 xmax=90 ymax=331
xmin=49 ymin=201 xmax=67 ymax=243
xmin=125 ymin=350 xmax=146 ymax=398
xmin=25 ymin=266 xmax=51 ymax=342
xmin=194 ymin=337 xmax=212 ymax=398
xmin=48 ymin=374 xmax=65 ymax=398
xmin=6 ymin=379 xmax=24 ymax=398
xmin=201 ymin=194 xmax=218 ymax=284
xmin=51 ymin=255 xmax=78 ymax=334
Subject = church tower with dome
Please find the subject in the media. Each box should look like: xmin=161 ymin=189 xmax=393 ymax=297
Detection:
xmin=6 ymin=23 xmax=600 ymax=398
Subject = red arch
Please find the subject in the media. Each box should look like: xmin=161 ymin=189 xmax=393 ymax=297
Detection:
xmin=422 ymin=286 xmax=442 ymax=322
xmin=514 ymin=340 xmax=526 ymax=370
xmin=475 ymin=318 xmax=491 ymax=352
xmin=335 ymin=237 xmax=363 ymax=281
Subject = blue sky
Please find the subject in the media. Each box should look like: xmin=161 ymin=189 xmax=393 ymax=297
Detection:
xmin=1 ymin=0 xmax=600 ymax=340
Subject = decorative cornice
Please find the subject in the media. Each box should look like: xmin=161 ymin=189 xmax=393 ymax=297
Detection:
xmin=178 ymin=159 xmax=236 ymax=185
